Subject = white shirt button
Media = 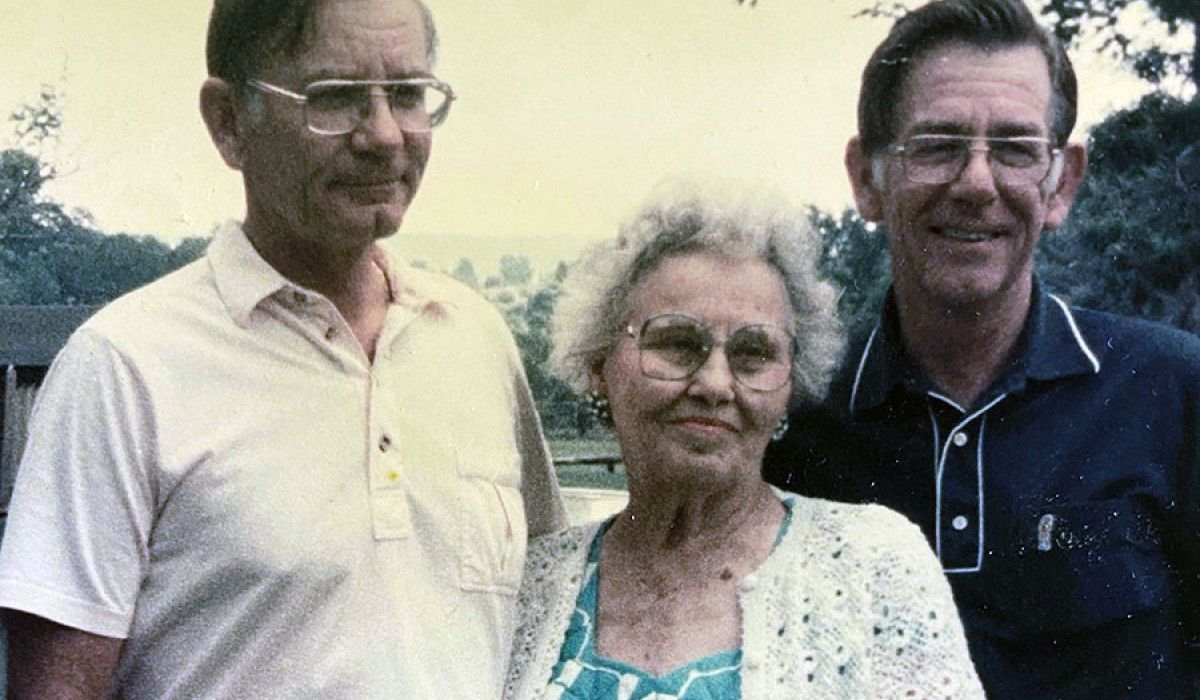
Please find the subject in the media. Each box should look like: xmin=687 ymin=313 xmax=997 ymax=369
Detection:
xmin=324 ymin=327 xmax=336 ymax=341
xmin=952 ymin=432 xmax=969 ymax=447
xmin=952 ymin=515 xmax=969 ymax=531
xmin=378 ymin=435 xmax=392 ymax=453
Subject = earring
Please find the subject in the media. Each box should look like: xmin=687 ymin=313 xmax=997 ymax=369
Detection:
xmin=585 ymin=390 xmax=612 ymax=426
xmin=771 ymin=416 xmax=789 ymax=442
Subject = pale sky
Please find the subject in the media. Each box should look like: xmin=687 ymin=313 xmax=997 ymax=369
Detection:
xmin=0 ymin=0 xmax=1166 ymax=248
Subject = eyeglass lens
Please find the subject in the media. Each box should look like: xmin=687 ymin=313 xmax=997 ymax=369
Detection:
xmin=636 ymin=314 xmax=792 ymax=391
xmin=304 ymin=82 xmax=450 ymax=135
xmin=901 ymin=135 xmax=1053 ymax=186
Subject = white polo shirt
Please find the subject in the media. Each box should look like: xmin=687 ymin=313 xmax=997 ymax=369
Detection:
xmin=0 ymin=222 xmax=565 ymax=699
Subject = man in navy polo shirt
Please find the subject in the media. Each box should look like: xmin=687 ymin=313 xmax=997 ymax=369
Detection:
xmin=765 ymin=0 xmax=1200 ymax=697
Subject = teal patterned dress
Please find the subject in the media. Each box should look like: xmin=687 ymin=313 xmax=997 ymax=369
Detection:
xmin=543 ymin=498 xmax=795 ymax=700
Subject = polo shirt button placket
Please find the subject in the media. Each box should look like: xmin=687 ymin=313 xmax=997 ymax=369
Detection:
xmin=378 ymin=433 xmax=402 ymax=481
xmin=939 ymin=420 xmax=981 ymax=571
xmin=368 ymin=429 xmax=409 ymax=538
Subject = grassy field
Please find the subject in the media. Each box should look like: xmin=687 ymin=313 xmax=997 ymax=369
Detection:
xmin=548 ymin=433 xmax=627 ymax=490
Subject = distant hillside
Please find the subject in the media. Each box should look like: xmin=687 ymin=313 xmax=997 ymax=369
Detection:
xmin=387 ymin=233 xmax=597 ymax=278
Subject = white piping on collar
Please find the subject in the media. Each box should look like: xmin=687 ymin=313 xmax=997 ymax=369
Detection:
xmin=927 ymin=390 xmax=965 ymax=414
xmin=849 ymin=292 xmax=1099 ymax=412
xmin=1049 ymin=294 xmax=1101 ymax=374
xmin=848 ymin=323 xmax=881 ymax=413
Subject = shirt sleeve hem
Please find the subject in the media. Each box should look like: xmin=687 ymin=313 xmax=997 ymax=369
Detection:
xmin=0 ymin=578 xmax=131 ymax=638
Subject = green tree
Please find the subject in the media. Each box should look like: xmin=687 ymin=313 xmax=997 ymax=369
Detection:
xmin=499 ymin=254 xmax=534 ymax=287
xmin=809 ymin=207 xmax=892 ymax=338
xmin=507 ymin=261 xmax=590 ymax=435
xmin=1042 ymin=0 xmax=1198 ymax=91
xmin=9 ymin=85 xmax=63 ymax=151
xmin=852 ymin=1 xmax=1197 ymax=92
xmin=0 ymin=149 xmax=70 ymax=245
xmin=1038 ymin=93 xmax=1200 ymax=332
xmin=451 ymin=257 xmax=478 ymax=288
xmin=0 ymin=89 xmax=207 ymax=305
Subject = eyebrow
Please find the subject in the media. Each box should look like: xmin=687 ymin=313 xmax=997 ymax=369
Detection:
xmin=986 ymin=122 xmax=1047 ymax=138
xmin=906 ymin=120 xmax=1047 ymax=139
xmin=907 ymin=120 xmax=972 ymax=137
xmin=301 ymin=68 xmax=435 ymax=83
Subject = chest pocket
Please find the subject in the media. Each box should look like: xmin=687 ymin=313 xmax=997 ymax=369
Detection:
xmin=1007 ymin=497 xmax=1171 ymax=633
xmin=454 ymin=445 xmax=526 ymax=594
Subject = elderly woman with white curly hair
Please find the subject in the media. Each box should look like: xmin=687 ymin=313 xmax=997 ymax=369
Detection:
xmin=504 ymin=184 xmax=983 ymax=699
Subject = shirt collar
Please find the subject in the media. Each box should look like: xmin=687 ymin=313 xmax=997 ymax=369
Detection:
xmin=208 ymin=221 xmax=292 ymax=326
xmin=848 ymin=279 xmax=1102 ymax=414
xmin=207 ymin=220 xmax=458 ymax=327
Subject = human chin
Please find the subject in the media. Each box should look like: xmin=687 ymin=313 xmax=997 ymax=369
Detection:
xmin=915 ymin=259 xmax=1017 ymax=309
xmin=327 ymin=187 xmax=410 ymax=237
xmin=326 ymin=175 xmax=409 ymax=209
xmin=666 ymin=421 xmax=764 ymax=467
xmin=666 ymin=442 xmax=759 ymax=486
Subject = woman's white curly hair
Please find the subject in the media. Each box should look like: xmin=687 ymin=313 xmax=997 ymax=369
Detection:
xmin=551 ymin=180 xmax=845 ymax=404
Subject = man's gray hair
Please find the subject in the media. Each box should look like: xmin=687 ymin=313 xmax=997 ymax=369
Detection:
xmin=207 ymin=0 xmax=439 ymax=85
xmin=551 ymin=182 xmax=845 ymax=404
xmin=857 ymin=0 xmax=1076 ymax=157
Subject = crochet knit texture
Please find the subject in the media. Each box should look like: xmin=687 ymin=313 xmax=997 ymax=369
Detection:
xmin=504 ymin=496 xmax=985 ymax=699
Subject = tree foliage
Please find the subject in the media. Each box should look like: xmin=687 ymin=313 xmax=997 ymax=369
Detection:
xmin=450 ymin=255 xmax=591 ymax=435
xmin=1042 ymin=0 xmax=1198 ymax=91
xmin=852 ymin=1 xmax=1197 ymax=93
xmin=508 ymin=262 xmax=591 ymax=436
xmin=1038 ymin=93 xmax=1200 ymax=333
xmin=451 ymin=257 xmax=478 ymax=288
xmin=0 ymin=90 xmax=206 ymax=306
xmin=809 ymin=207 xmax=892 ymax=339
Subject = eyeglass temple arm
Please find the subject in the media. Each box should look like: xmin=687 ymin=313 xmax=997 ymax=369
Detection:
xmin=246 ymin=80 xmax=307 ymax=103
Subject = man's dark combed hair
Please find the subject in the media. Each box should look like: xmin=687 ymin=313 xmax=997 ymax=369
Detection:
xmin=206 ymin=0 xmax=438 ymax=86
xmin=857 ymin=0 xmax=1077 ymax=156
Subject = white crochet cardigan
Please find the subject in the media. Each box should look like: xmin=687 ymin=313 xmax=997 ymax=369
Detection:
xmin=504 ymin=496 xmax=985 ymax=699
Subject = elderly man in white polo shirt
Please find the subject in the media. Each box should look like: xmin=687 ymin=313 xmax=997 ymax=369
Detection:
xmin=0 ymin=0 xmax=565 ymax=698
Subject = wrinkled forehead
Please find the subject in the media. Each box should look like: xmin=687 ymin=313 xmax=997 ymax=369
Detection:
xmin=624 ymin=251 xmax=795 ymax=331
xmin=265 ymin=0 xmax=431 ymax=76
xmin=896 ymin=41 xmax=1054 ymax=138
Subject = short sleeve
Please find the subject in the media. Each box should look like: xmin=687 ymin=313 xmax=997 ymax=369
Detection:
xmin=861 ymin=506 xmax=986 ymax=699
xmin=0 ymin=328 xmax=157 ymax=638
xmin=489 ymin=306 xmax=565 ymax=538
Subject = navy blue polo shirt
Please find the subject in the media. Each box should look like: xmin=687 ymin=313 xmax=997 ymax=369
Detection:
xmin=765 ymin=286 xmax=1200 ymax=699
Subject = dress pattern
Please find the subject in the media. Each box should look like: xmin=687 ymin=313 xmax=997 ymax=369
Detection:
xmin=506 ymin=494 xmax=985 ymax=700
xmin=544 ymin=500 xmax=795 ymax=699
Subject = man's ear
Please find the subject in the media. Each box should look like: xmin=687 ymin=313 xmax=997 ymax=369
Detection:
xmin=846 ymin=136 xmax=884 ymax=222
xmin=199 ymin=77 xmax=247 ymax=171
xmin=1043 ymin=142 xmax=1087 ymax=230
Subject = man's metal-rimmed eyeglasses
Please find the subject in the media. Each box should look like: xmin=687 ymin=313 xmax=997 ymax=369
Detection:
xmin=624 ymin=313 xmax=796 ymax=392
xmin=888 ymin=134 xmax=1062 ymax=186
xmin=246 ymin=78 xmax=456 ymax=136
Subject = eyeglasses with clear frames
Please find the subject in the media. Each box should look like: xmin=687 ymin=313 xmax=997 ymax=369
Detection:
xmin=888 ymin=134 xmax=1062 ymax=186
xmin=624 ymin=313 xmax=796 ymax=392
xmin=246 ymin=78 xmax=456 ymax=136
